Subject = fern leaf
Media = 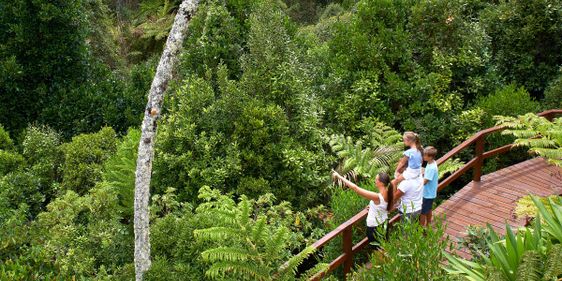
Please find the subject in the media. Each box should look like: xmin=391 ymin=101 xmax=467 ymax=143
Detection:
xmin=205 ymin=260 xmax=270 ymax=280
xmin=299 ymin=262 xmax=329 ymax=281
xmin=193 ymin=227 xmax=241 ymax=242
xmin=515 ymin=250 xmax=542 ymax=281
xmin=252 ymin=216 xmax=267 ymax=245
xmin=542 ymin=244 xmax=562 ymax=281
xmin=201 ymin=247 xmax=253 ymax=262
xmin=279 ymin=246 xmax=316 ymax=275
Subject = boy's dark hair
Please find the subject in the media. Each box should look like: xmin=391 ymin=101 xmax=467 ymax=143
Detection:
xmin=424 ymin=146 xmax=438 ymax=158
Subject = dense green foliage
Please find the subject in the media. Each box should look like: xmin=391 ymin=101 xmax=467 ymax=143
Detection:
xmin=1 ymin=0 xmax=561 ymax=279
xmin=352 ymin=220 xmax=452 ymax=280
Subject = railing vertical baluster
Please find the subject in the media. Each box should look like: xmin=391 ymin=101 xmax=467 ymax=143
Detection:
xmin=473 ymin=136 xmax=484 ymax=182
xmin=342 ymin=225 xmax=353 ymax=279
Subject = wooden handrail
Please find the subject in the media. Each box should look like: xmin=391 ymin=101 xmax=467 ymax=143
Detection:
xmin=292 ymin=109 xmax=562 ymax=280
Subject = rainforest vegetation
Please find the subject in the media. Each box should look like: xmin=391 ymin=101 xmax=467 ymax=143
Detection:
xmin=0 ymin=0 xmax=561 ymax=280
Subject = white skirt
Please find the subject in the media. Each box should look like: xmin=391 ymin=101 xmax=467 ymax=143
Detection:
xmin=403 ymin=167 xmax=421 ymax=180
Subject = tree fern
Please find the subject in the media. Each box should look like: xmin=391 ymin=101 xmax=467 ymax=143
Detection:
xmin=496 ymin=114 xmax=562 ymax=167
xmin=542 ymin=244 xmax=562 ymax=281
xmin=102 ymin=129 xmax=140 ymax=220
xmin=515 ymin=251 xmax=542 ymax=281
xmin=329 ymin=123 xmax=403 ymax=183
xmin=439 ymin=158 xmax=465 ymax=180
xmin=194 ymin=187 xmax=327 ymax=280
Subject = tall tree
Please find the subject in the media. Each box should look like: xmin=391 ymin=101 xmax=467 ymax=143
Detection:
xmin=133 ymin=1 xmax=198 ymax=280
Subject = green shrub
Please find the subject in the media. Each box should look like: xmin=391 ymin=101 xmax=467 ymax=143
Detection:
xmin=0 ymin=125 xmax=14 ymax=150
xmin=352 ymin=219 xmax=451 ymax=280
xmin=0 ymin=126 xmax=62 ymax=217
xmin=543 ymin=72 xmax=562 ymax=109
xmin=476 ymin=84 xmax=540 ymax=126
xmin=61 ymin=127 xmax=117 ymax=194
xmin=30 ymin=183 xmax=132 ymax=278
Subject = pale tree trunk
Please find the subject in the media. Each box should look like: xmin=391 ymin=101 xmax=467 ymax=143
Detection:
xmin=134 ymin=1 xmax=198 ymax=280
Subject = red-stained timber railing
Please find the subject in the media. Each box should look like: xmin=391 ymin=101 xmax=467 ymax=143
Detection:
xmin=292 ymin=109 xmax=562 ymax=281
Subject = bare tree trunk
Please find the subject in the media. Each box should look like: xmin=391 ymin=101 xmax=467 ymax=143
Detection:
xmin=134 ymin=1 xmax=198 ymax=280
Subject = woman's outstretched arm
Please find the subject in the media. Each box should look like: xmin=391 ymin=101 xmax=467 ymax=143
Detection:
xmin=332 ymin=172 xmax=379 ymax=203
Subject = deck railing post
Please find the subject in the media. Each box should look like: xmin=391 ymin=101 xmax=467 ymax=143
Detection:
xmin=342 ymin=225 xmax=353 ymax=279
xmin=473 ymin=136 xmax=484 ymax=182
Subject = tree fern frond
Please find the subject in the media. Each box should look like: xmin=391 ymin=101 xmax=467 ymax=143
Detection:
xmin=205 ymin=260 xmax=270 ymax=280
xmin=497 ymin=113 xmax=562 ymax=167
xmin=528 ymin=147 xmax=562 ymax=160
xmin=252 ymin=216 xmax=267 ymax=244
xmin=267 ymin=227 xmax=288 ymax=258
xmin=279 ymin=245 xmax=316 ymax=275
xmin=201 ymin=247 xmax=254 ymax=262
xmin=514 ymin=138 xmax=556 ymax=149
xmin=515 ymin=250 xmax=542 ymax=281
xmin=193 ymin=227 xmax=241 ymax=242
xmin=299 ymin=262 xmax=329 ymax=281
xmin=439 ymin=158 xmax=465 ymax=179
xmin=542 ymin=244 xmax=562 ymax=281
xmin=238 ymin=197 xmax=251 ymax=228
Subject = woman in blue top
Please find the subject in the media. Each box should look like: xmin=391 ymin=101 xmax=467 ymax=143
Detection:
xmin=392 ymin=131 xmax=423 ymax=187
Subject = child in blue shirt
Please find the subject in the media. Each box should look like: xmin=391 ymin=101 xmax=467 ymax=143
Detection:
xmin=392 ymin=132 xmax=423 ymax=188
xmin=420 ymin=146 xmax=438 ymax=226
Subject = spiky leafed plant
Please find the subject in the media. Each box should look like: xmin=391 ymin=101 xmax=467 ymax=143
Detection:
xmin=495 ymin=114 xmax=562 ymax=167
xmin=193 ymin=187 xmax=327 ymax=281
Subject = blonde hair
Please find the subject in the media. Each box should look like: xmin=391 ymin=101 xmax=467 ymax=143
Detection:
xmin=404 ymin=131 xmax=423 ymax=153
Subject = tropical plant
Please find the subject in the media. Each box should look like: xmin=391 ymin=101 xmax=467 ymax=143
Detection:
xmin=328 ymin=123 xmax=403 ymax=183
xmin=103 ymin=128 xmax=140 ymax=222
xmin=193 ymin=186 xmax=327 ymax=280
xmin=495 ymin=113 xmax=562 ymax=167
xmin=532 ymin=196 xmax=562 ymax=243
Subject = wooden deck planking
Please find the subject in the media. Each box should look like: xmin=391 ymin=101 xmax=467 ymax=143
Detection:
xmin=434 ymin=158 xmax=562 ymax=258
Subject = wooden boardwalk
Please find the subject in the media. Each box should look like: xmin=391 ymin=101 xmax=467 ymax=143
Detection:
xmin=434 ymin=157 xmax=562 ymax=259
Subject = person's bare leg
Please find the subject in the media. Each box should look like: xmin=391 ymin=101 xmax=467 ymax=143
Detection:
xmin=427 ymin=210 xmax=433 ymax=225
xmin=420 ymin=214 xmax=427 ymax=226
